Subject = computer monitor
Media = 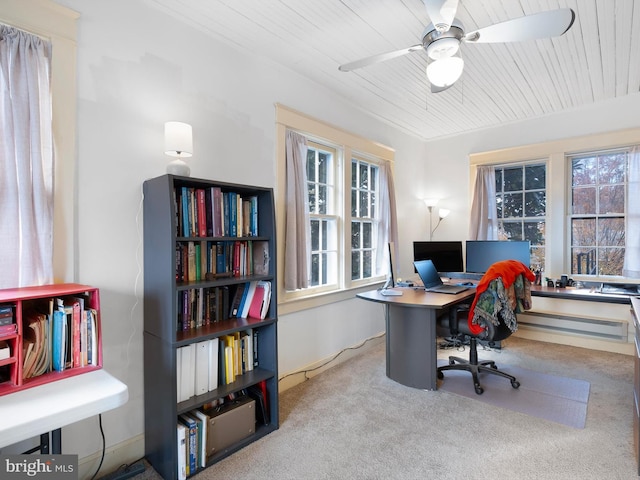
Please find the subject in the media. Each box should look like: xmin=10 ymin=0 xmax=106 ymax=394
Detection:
xmin=465 ymin=240 xmax=531 ymax=274
xmin=385 ymin=242 xmax=398 ymax=288
xmin=413 ymin=241 xmax=464 ymax=273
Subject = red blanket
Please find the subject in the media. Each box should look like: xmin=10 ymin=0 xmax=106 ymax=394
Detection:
xmin=467 ymin=260 xmax=536 ymax=335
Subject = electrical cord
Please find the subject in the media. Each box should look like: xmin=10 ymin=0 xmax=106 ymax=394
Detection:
xmin=278 ymin=332 xmax=385 ymax=383
xmin=89 ymin=414 xmax=105 ymax=480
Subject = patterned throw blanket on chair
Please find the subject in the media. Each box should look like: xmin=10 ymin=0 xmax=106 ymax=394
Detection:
xmin=467 ymin=259 xmax=536 ymax=336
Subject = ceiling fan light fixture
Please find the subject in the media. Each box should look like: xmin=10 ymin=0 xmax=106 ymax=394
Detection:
xmin=426 ymin=56 xmax=464 ymax=87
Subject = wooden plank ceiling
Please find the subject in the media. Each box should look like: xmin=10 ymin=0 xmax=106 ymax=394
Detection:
xmin=145 ymin=0 xmax=640 ymax=142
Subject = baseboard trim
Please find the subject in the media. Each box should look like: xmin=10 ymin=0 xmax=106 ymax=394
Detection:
xmin=278 ymin=334 xmax=384 ymax=393
xmin=79 ymin=434 xmax=145 ymax=480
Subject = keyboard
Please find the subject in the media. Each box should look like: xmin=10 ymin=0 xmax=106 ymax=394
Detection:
xmin=380 ymin=289 xmax=403 ymax=296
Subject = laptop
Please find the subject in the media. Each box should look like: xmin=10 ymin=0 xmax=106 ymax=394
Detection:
xmin=413 ymin=259 xmax=469 ymax=294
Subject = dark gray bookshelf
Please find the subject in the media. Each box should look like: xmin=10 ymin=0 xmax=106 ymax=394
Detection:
xmin=143 ymin=174 xmax=278 ymax=480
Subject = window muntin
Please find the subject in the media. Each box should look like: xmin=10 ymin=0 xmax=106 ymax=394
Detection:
xmin=495 ymin=162 xmax=546 ymax=269
xmin=569 ymin=151 xmax=627 ymax=276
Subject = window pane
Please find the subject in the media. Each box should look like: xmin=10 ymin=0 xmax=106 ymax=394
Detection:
xmin=496 ymin=194 xmax=503 ymax=218
xmin=524 ymin=221 xmax=544 ymax=246
xmin=531 ymin=246 xmax=545 ymax=271
xmin=363 ymin=250 xmax=372 ymax=278
xmin=318 ymin=151 xmax=328 ymax=183
xmin=307 ymin=150 xmax=315 ymax=181
xmin=311 ymin=252 xmax=319 ymax=286
xmin=370 ymin=192 xmax=376 ymax=218
xmin=351 ymin=251 xmax=360 ymax=280
xmin=598 ymin=217 xmax=625 ymax=246
xmin=572 ymin=158 xmax=596 ymax=186
xmin=363 ymin=222 xmax=372 ymax=248
xmin=599 ymin=154 xmax=626 ymax=184
xmin=525 ymin=164 xmax=545 ymax=190
xmin=318 ymin=185 xmax=327 ymax=214
xmin=524 ymin=191 xmax=545 ymax=216
xmin=495 ymin=169 xmax=503 ymax=191
xmin=503 ymin=167 xmax=523 ymax=191
xmin=598 ymin=247 xmax=624 ymax=275
xmin=572 ymin=248 xmax=597 ymax=275
xmin=359 ymin=163 xmax=368 ymax=189
xmin=572 ymin=218 xmax=596 ymax=246
xmin=503 ymin=192 xmax=523 ymax=217
xmin=351 ymin=189 xmax=357 ymax=217
xmin=321 ymin=219 xmax=328 ymax=250
xmin=352 ymin=221 xmax=360 ymax=248
xmin=502 ymin=221 xmax=522 ymax=240
xmin=310 ymin=219 xmax=320 ymax=250
xmin=572 ymin=187 xmax=596 ymax=214
xmin=359 ymin=191 xmax=369 ymax=217
xmin=308 ymin=184 xmax=316 ymax=213
xmin=598 ymin=185 xmax=624 ymax=214
xmin=351 ymin=161 xmax=357 ymax=188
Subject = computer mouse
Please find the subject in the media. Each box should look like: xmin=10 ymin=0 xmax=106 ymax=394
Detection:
xmin=460 ymin=282 xmax=474 ymax=287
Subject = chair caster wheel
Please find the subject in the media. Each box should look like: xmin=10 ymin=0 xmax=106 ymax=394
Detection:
xmin=511 ymin=380 xmax=520 ymax=389
xmin=437 ymin=371 xmax=444 ymax=380
xmin=474 ymin=384 xmax=484 ymax=395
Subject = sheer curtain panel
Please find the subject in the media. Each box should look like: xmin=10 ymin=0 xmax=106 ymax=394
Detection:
xmin=376 ymin=161 xmax=399 ymax=275
xmin=468 ymin=165 xmax=498 ymax=241
xmin=284 ymin=130 xmax=311 ymax=290
xmin=0 ymin=25 xmax=54 ymax=288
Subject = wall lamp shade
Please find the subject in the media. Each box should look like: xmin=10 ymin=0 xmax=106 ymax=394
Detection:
xmin=164 ymin=121 xmax=192 ymax=176
xmin=438 ymin=208 xmax=451 ymax=219
xmin=426 ymin=56 xmax=464 ymax=87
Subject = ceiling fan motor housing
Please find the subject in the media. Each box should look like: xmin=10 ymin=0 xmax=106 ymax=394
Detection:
xmin=423 ymin=20 xmax=464 ymax=60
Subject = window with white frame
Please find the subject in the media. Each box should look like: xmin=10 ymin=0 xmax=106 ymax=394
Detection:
xmin=494 ymin=162 xmax=547 ymax=270
xmin=351 ymin=158 xmax=379 ymax=281
xmin=305 ymin=142 xmax=382 ymax=290
xmin=569 ymin=149 xmax=628 ymax=276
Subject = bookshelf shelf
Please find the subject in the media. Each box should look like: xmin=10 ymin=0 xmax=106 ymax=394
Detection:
xmin=143 ymin=174 xmax=279 ymax=480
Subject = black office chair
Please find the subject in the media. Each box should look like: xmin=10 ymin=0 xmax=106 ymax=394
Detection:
xmin=437 ymin=261 xmax=534 ymax=395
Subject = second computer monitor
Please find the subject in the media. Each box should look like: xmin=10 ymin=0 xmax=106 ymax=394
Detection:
xmin=413 ymin=241 xmax=464 ymax=274
xmin=465 ymin=240 xmax=531 ymax=273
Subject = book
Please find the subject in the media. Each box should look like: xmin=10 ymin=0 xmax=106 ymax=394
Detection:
xmin=178 ymin=414 xmax=197 ymax=475
xmin=178 ymin=344 xmax=196 ymax=402
xmin=0 ymin=340 xmax=10 ymax=361
xmin=207 ymin=338 xmax=219 ymax=391
xmin=194 ymin=340 xmax=209 ymax=396
xmin=239 ymin=281 xmax=258 ymax=318
xmin=252 ymin=241 xmax=269 ymax=276
xmin=249 ymin=281 xmax=271 ymax=320
xmin=191 ymin=409 xmax=209 ymax=467
xmin=0 ymin=323 xmax=16 ymax=337
xmin=229 ymin=283 xmax=247 ymax=317
xmin=176 ymin=423 xmax=187 ymax=480
xmin=52 ymin=307 xmax=66 ymax=372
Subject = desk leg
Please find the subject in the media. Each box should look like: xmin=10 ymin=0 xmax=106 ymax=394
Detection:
xmin=385 ymin=304 xmax=437 ymax=390
xmin=51 ymin=428 xmax=61 ymax=454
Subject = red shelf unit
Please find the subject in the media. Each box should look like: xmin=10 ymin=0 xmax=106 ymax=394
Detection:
xmin=0 ymin=283 xmax=102 ymax=397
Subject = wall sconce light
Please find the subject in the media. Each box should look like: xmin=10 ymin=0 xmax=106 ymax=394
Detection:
xmin=164 ymin=121 xmax=193 ymax=176
xmin=424 ymin=198 xmax=449 ymax=240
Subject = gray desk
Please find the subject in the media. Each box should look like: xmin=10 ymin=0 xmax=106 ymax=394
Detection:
xmin=357 ymin=287 xmax=475 ymax=390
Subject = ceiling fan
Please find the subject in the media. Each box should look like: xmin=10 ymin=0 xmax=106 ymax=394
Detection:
xmin=338 ymin=0 xmax=575 ymax=93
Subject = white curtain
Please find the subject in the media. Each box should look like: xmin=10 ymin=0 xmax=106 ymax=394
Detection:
xmin=468 ymin=165 xmax=498 ymax=240
xmin=623 ymin=146 xmax=640 ymax=278
xmin=0 ymin=25 xmax=54 ymax=288
xmin=284 ymin=130 xmax=311 ymax=290
xmin=376 ymin=161 xmax=399 ymax=275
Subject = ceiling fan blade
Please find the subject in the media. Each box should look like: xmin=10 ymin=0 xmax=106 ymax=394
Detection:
xmin=423 ymin=0 xmax=459 ymax=32
xmin=463 ymin=8 xmax=575 ymax=44
xmin=431 ymin=83 xmax=454 ymax=94
xmin=338 ymin=44 xmax=423 ymax=72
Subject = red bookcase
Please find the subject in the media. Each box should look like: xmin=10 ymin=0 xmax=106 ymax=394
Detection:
xmin=0 ymin=283 xmax=102 ymax=397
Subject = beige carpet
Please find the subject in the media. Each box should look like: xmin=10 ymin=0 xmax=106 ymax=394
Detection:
xmin=128 ymin=336 xmax=637 ymax=480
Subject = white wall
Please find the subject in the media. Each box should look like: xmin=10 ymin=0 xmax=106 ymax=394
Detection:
xmin=11 ymin=0 xmax=640 ymax=475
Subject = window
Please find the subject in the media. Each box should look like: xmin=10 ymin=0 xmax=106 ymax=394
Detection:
xmin=569 ymin=149 xmax=628 ymax=276
xmin=305 ymin=142 xmax=382 ymax=290
xmin=307 ymin=142 xmax=338 ymax=287
xmin=276 ymin=104 xmax=395 ymax=309
xmin=351 ymin=158 xmax=379 ymax=281
xmin=494 ymin=162 xmax=546 ymax=270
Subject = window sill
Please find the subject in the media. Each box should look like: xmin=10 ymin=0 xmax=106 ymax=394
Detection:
xmin=278 ymin=282 xmax=384 ymax=315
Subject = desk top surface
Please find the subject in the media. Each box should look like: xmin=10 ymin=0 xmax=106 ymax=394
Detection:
xmin=357 ymin=286 xmax=475 ymax=308
xmin=0 ymin=370 xmax=128 ymax=449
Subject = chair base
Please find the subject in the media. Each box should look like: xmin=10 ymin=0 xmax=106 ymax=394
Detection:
xmin=437 ymin=337 xmax=520 ymax=395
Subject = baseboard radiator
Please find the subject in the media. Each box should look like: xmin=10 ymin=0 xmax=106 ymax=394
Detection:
xmin=517 ymin=310 xmax=630 ymax=342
